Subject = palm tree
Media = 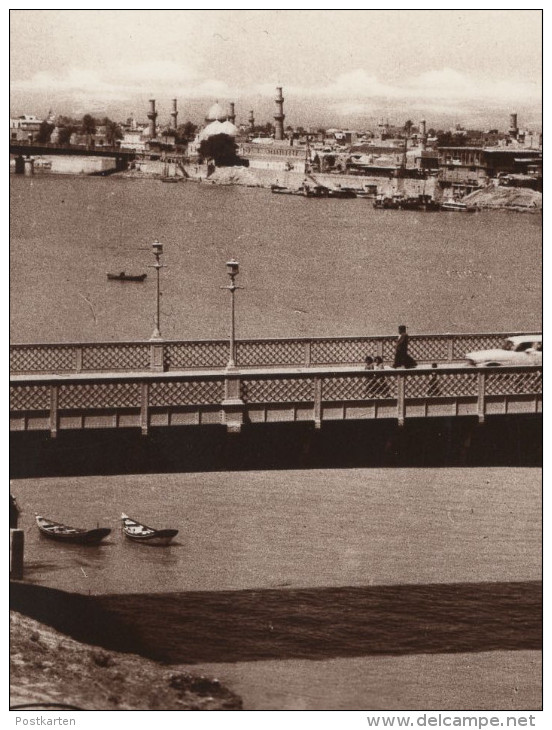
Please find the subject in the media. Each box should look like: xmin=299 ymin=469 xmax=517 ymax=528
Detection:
xmin=81 ymin=114 xmax=97 ymax=146
xmin=103 ymin=118 xmax=122 ymax=146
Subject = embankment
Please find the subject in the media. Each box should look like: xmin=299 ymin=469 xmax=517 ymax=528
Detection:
xmin=10 ymin=596 xmax=242 ymax=710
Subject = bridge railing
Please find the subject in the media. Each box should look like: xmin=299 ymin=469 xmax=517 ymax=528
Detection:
xmin=10 ymin=365 xmax=542 ymax=435
xmin=10 ymin=140 xmax=135 ymax=155
xmin=9 ymin=332 xmax=535 ymax=375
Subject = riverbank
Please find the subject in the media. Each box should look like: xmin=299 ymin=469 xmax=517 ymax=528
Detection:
xmin=464 ymin=185 xmax=542 ymax=211
xmin=119 ymin=165 xmax=542 ymax=212
xmin=10 ymin=610 xmax=242 ymax=711
xmin=11 ymin=159 xmax=541 ymax=212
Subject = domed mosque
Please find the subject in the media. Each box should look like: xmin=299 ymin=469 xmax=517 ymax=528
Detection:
xmin=198 ymin=101 xmax=238 ymax=141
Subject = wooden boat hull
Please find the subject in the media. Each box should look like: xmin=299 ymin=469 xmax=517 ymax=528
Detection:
xmin=123 ymin=529 xmax=179 ymax=546
xmin=36 ymin=516 xmax=111 ymax=545
xmin=121 ymin=513 xmax=178 ymax=546
xmin=107 ymin=273 xmax=147 ymax=282
xmin=440 ymin=205 xmax=477 ymax=212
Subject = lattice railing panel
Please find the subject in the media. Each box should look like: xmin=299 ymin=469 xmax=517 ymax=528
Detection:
xmin=59 ymin=382 xmax=141 ymax=409
xmin=453 ymin=335 xmax=508 ymax=359
xmin=323 ymin=375 xmax=397 ymax=401
xmin=241 ymin=377 xmax=314 ymax=403
xmin=404 ymin=371 xmax=478 ymax=398
xmin=312 ymin=339 xmax=381 ymax=365
xmin=150 ymin=379 xmax=223 ymax=406
xmin=10 ymin=385 xmax=51 ymax=411
xmin=10 ymin=346 xmax=76 ymax=373
xmin=485 ymin=370 xmax=542 ymax=396
xmin=165 ymin=342 xmax=228 ymax=370
xmin=409 ymin=337 xmax=450 ymax=362
xmin=237 ymin=340 xmax=305 ymax=367
xmin=82 ymin=345 xmax=150 ymax=371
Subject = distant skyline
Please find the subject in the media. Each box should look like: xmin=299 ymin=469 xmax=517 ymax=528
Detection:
xmin=10 ymin=9 xmax=542 ymax=130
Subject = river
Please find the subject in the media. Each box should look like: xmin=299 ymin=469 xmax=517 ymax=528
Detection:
xmin=10 ymin=175 xmax=541 ymax=343
xmin=10 ymin=175 xmax=542 ymax=710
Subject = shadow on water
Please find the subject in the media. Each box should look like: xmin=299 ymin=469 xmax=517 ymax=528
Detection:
xmin=10 ymin=415 xmax=542 ymax=478
xmin=10 ymin=580 xmax=542 ymax=664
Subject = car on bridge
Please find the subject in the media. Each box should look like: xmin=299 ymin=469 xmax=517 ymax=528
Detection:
xmin=464 ymin=334 xmax=542 ymax=367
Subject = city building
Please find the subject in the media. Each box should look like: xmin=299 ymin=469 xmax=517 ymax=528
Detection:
xmin=437 ymin=146 xmax=542 ymax=194
xmin=10 ymin=114 xmax=42 ymax=141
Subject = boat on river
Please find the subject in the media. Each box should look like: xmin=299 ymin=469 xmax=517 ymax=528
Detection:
xmin=374 ymin=194 xmax=440 ymax=210
xmin=270 ymin=184 xmax=302 ymax=195
xmin=121 ymin=513 xmax=178 ymax=546
xmin=107 ymin=272 xmax=147 ymax=282
xmin=440 ymin=199 xmax=477 ymax=213
xmin=327 ymin=186 xmax=357 ymax=199
xmin=36 ymin=515 xmax=111 ymax=544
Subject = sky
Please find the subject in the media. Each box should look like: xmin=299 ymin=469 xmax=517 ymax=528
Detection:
xmin=9 ymin=9 xmax=543 ymax=130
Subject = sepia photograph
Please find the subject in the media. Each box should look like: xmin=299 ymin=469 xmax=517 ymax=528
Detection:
xmin=9 ymin=8 xmax=542 ymax=716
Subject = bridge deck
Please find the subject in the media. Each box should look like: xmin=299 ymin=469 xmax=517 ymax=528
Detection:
xmin=10 ymin=363 xmax=542 ymax=436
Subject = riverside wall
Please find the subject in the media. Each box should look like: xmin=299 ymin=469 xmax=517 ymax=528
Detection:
xmin=183 ymin=162 xmax=439 ymax=197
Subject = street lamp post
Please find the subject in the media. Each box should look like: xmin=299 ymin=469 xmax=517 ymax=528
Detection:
xmin=221 ymin=260 xmax=242 ymax=368
xmin=148 ymin=239 xmax=165 ymax=341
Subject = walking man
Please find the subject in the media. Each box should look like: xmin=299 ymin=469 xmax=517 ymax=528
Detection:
xmin=393 ymin=325 xmax=416 ymax=368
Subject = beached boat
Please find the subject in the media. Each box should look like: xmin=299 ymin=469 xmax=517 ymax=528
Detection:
xmin=36 ymin=515 xmax=111 ymax=545
xmin=440 ymin=199 xmax=477 ymax=212
xmin=121 ymin=513 xmax=178 ymax=546
xmin=107 ymin=272 xmax=147 ymax=282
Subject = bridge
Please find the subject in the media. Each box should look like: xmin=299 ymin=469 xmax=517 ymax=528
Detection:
xmin=10 ymin=140 xmax=138 ymax=161
xmin=10 ymin=332 xmax=542 ymax=436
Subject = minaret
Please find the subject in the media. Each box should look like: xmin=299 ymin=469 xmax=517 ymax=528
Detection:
xmin=171 ymin=99 xmax=178 ymax=130
xmin=420 ymin=119 xmax=427 ymax=149
xmin=274 ymin=86 xmax=285 ymax=141
xmin=228 ymin=102 xmax=236 ymax=125
xmin=509 ymin=113 xmax=519 ymax=139
xmin=147 ymin=99 xmax=158 ymax=138
xmin=248 ymin=110 xmax=255 ymax=132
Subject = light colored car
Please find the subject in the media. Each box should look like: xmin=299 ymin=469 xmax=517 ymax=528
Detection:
xmin=465 ymin=335 xmax=542 ymax=367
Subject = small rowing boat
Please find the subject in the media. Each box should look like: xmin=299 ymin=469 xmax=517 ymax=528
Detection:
xmin=121 ymin=513 xmax=178 ymax=546
xmin=107 ymin=272 xmax=147 ymax=282
xmin=440 ymin=199 xmax=477 ymax=213
xmin=36 ymin=515 xmax=111 ymax=545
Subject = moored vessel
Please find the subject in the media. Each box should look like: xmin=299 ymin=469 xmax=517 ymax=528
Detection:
xmin=35 ymin=515 xmax=111 ymax=545
xmin=121 ymin=513 xmax=178 ymax=546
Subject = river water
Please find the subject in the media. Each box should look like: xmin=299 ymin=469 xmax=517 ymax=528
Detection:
xmin=10 ymin=175 xmax=541 ymax=342
xmin=10 ymin=175 xmax=542 ymax=710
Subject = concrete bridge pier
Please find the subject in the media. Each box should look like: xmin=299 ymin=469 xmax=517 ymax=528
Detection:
xmin=222 ymin=375 xmax=245 ymax=434
xmin=24 ymin=157 xmax=35 ymax=176
xmin=115 ymin=155 xmax=128 ymax=171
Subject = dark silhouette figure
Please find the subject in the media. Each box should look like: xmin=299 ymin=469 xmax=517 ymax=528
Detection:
xmin=365 ymin=355 xmax=374 ymax=370
xmin=393 ymin=325 xmax=417 ymax=369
